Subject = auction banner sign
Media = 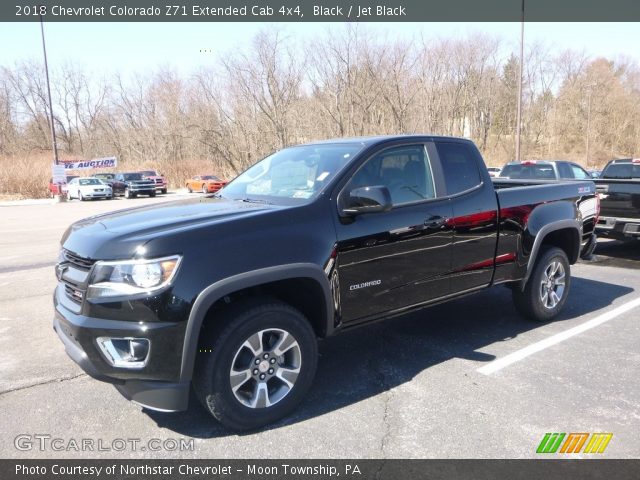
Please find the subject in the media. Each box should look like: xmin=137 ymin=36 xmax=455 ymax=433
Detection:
xmin=62 ymin=156 xmax=117 ymax=170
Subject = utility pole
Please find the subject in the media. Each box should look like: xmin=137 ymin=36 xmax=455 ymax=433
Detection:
xmin=515 ymin=0 xmax=525 ymax=162
xmin=40 ymin=12 xmax=59 ymax=165
xmin=585 ymin=84 xmax=595 ymax=167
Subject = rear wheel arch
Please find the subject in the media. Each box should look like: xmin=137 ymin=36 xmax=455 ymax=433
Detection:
xmin=180 ymin=264 xmax=334 ymax=383
xmin=521 ymin=220 xmax=580 ymax=289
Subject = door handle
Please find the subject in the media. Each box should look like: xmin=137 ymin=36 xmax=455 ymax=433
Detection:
xmin=424 ymin=215 xmax=447 ymax=229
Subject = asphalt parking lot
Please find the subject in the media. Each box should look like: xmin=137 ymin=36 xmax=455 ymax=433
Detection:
xmin=1 ymin=195 xmax=638 ymax=459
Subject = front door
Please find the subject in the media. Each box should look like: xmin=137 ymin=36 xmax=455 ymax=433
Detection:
xmin=333 ymin=143 xmax=454 ymax=324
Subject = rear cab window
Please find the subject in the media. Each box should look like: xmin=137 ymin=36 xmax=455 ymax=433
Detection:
xmin=602 ymin=162 xmax=640 ymax=179
xmin=501 ymin=163 xmax=556 ymax=180
xmin=435 ymin=141 xmax=483 ymax=195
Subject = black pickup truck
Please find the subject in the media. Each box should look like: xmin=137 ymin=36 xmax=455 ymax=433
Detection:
xmin=594 ymin=158 xmax=640 ymax=240
xmin=53 ymin=135 xmax=598 ymax=430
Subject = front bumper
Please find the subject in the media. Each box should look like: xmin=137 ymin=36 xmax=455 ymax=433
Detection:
xmin=53 ymin=295 xmax=189 ymax=412
xmin=83 ymin=191 xmax=112 ymax=198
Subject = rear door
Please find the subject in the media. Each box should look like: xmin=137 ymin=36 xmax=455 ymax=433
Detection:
xmin=334 ymin=142 xmax=454 ymax=324
xmin=433 ymin=140 xmax=499 ymax=293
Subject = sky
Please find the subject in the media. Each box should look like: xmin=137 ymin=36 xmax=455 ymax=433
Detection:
xmin=0 ymin=22 xmax=639 ymax=77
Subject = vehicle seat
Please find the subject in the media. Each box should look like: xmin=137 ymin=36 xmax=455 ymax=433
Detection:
xmin=391 ymin=160 xmax=428 ymax=204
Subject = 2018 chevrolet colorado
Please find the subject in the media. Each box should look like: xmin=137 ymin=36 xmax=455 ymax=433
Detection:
xmin=53 ymin=135 xmax=598 ymax=430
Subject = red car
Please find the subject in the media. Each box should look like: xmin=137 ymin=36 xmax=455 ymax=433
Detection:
xmin=185 ymin=175 xmax=227 ymax=193
xmin=48 ymin=175 xmax=79 ymax=197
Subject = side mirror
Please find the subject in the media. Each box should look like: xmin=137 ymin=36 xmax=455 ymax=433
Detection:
xmin=342 ymin=185 xmax=392 ymax=216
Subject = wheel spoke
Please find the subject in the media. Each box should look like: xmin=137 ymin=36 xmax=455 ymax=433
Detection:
xmin=230 ymin=369 xmax=252 ymax=392
xmin=250 ymin=382 xmax=271 ymax=408
xmin=243 ymin=331 xmax=263 ymax=356
xmin=555 ymin=273 xmax=566 ymax=286
xmin=275 ymin=366 xmax=300 ymax=388
xmin=272 ymin=331 xmax=296 ymax=356
xmin=541 ymin=289 xmax=549 ymax=307
xmin=549 ymin=290 xmax=560 ymax=308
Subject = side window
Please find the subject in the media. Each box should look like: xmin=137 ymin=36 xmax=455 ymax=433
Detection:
xmin=348 ymin=145 xmax=435 ymax=206
xmin=557 ymin=162 xmax=574 ymax=179
xmin=570 ymin=164 xmax=590 ymax=179
xmin=435 ymin=142 xmax=482 ymax=195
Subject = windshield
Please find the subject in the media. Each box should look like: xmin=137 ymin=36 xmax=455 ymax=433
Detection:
xmin=202 ymin=175 xmax=221 ymax=181
xmin=123 ymin=173 xmax=143 ymax=181
xmin=500 ymin=163 xmax=556 ymax=180
xmin=139 ymin=171 xmax=156 ymax=176
xmin=95 ymin=174 xmax=113 ymax=179
xmin=221 ymin=143 xmax=363 ymax=203
xmin=79 ymin=178 xmax=102 ymax=186
xmin=602 ymin=163 xmax=640 ymax=179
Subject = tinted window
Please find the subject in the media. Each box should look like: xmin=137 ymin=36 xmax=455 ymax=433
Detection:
xmin=348 ymin=145 xmax=435 ymax=206
xmin=557 ymin=162 xmax=573 ymax=179
xmin=436 ymin=142 xmax=482 ymax=194
xmin=570 ymin=164 xmax=590 ymax=179
xmin=602 ymin=163 xmax=640 ymax=179
xmin=500 ymin=163 xmax=556 ymax=180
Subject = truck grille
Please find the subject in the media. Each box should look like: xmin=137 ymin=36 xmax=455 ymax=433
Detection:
xmin=59 ymin=250 xmax=95 ymax=305
xmin=63 ymin=249 xmax=95 ymax=270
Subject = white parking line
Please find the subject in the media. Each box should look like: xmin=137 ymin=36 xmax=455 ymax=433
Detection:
xmin=478 ymin=296 xmax=640 ymax=375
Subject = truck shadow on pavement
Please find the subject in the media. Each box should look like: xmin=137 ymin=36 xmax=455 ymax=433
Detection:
xmin=588 ymin=239 xmax=640 ymax=268
xmin=143 ymin=276 xmax=633 ymax=438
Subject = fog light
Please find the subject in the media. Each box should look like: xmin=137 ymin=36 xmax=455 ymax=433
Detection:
xmin=96 ymin=337 xmax=150 ymax=369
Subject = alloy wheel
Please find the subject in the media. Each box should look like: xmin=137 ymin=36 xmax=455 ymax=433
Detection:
xmin=229 ymin=329 xmax=301 ymax=409
xmin=539 ymin=260 xmax=566 ymax=309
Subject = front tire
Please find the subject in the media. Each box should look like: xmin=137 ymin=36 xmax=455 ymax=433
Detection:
xmin=149 ymin=191 xmax=156 ymax=198
xmin=512 ymin=246 xmax=571 ymax=322
xmin=193 ymin=300 xmax=318 ymax=431
xmin=201 ymin=184 xmax=208 ymax=194
xmin=78 ymin=191 xmax=84 ymax=201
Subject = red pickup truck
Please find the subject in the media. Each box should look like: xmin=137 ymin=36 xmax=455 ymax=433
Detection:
xmin=139 ymin=170 xmax=167 ymax=194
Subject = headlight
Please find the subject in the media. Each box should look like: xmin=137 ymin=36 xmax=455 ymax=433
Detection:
xmin=87 ymin=255 xmax=181 ymax=300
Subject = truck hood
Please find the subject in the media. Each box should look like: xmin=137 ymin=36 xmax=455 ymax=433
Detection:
xmin=61 ymin=197 xmax=281 ymax=259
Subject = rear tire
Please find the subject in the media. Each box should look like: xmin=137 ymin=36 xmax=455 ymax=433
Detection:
xmin=161 ymin=188 xmax=167 ymax=194
xmin=512 ymin=246 xmax=571 ymax=322
xmin=193 ymin=300 xmax=318 ymax=431
xmin=187 ymin=185 xmax=193 ymax=193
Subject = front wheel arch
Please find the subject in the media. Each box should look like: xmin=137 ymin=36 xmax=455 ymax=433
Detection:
xmin=179 ymin=265 xmax=334 ymax=383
